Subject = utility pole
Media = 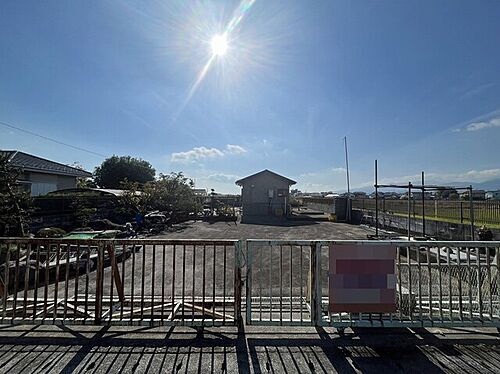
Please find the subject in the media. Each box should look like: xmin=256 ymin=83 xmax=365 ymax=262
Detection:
xmin=344 ymin=136 xmax=351 ymax=222
xmin=375 ymin=159 xmax=378 ymax=237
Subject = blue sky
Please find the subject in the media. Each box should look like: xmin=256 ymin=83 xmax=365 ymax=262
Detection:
xmin=1 ymin=0 xmax=499 ymax=193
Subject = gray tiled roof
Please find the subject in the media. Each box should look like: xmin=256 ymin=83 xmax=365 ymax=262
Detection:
xmin=0 ymin=150 xmax=92 ymax=177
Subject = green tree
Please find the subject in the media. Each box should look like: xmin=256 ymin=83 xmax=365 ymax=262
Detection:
xmin=435 ymin=188 xmax=459 ymax=200
xmin=94 ymin=155 xmax=155 ymax=189
xmin=118 ymin=172 xmax=200 ymax=221
xmin=70 ymin=161 xmax=96 ymax=188
xmin=0 ymin=154 xmax=32 ymax=236
xmin=71 ymin=196 xmax=97 ymax=228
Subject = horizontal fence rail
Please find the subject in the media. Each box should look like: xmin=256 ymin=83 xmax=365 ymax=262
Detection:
xmin=0 ymin=238 xmax=241 ymax=326
xmin=352 ymin=198 xmax=500 ymax=226
xmin=246 ymin=240 xmax=500 ymax=328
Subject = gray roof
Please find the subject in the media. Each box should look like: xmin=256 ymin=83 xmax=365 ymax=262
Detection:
xmin=0 ymin=150 xmax=92 ymax=178
xmin=235 ymin=169 xmax=296 ymax=186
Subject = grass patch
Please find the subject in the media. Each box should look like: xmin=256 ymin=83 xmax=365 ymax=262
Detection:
xmin=390 ymin=212 xmax=500 ymax=229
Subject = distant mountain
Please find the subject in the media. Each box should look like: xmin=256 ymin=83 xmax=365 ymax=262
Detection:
xmin=350 ymin=178 xmax=500 ymax=194
xmin=440 ymin=179 xmax=500 ymax=191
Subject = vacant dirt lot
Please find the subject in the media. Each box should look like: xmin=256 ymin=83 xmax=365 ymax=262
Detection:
xmin=153 ymin=219 xmax=375 ymax=240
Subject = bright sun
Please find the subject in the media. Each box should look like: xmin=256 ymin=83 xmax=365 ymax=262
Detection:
xmin=211 ymin=33 xmax=228 ymax=56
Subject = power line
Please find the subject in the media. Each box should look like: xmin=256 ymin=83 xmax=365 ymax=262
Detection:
xmin=0 ymin=120 xmax=107 ymax=158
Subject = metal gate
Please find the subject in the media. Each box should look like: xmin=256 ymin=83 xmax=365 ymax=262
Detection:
xmin=0 ymin=238 xmax=242 ymax=326
xmin=245 ymin=240 xmax=500 ymax=327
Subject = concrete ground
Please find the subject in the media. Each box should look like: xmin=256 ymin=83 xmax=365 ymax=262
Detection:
xmin=0 ymin=324 xmax=499 ymax=373
xmin=154 ymin=219 xmax=375 ymax=240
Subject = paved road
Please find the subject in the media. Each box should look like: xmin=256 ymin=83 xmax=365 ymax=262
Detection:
xmin=0 ymin=325 xmax=499 ymax=373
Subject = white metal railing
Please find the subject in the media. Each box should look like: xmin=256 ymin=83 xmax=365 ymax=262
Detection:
xmin=246 ymin=240 xmax=500 ymax=327
xmin=0 ymin=238 xmax=242 ymax=326
xmin=2 ymin=238 xmax=500 ymax=328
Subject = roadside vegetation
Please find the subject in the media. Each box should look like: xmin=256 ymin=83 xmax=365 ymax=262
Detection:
xmin=0 ymin=154 xmax=31 ymax=237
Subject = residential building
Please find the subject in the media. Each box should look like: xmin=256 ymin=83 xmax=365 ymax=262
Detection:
xmin=192 ymin=188 xmax=208 ymax=197
xmin=460 ymin=189 xmax=486 ymax=201
xmin=235 ymin=169 xmax=296 ymax=222
xmin=486 ymin=190 xmax=500 ymax=200
xmin=1 ymin=150 xmax=92 ymax=196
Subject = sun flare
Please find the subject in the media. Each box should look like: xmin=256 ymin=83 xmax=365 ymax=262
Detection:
xmin=211 ymin=33 xmax=228 ymax=56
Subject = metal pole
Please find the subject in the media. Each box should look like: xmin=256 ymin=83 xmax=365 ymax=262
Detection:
xmin=460 ymin=201 xmax=464 ymax=223
xmin=382 ymin=196 xmax=386 ymax=229
xmin=469 ymin=185 xmax=475 ymax=240
xmin=421 ymin=171 xmax=425 ymax=237
xmin=375 ymin=160 xmax=378 ymax=237
xmin=344 ymin=137 xmax=351 ymax=223
xmin=408 ymin=182 xmax=412 ymax=240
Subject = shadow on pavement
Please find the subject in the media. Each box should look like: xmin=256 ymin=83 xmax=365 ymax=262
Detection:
xmin=0 ymin=325 xmax=498 ymax=373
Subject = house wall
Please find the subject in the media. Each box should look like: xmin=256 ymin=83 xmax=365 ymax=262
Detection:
xmin=240 ymin=174 xmax=291 ymax=217
xmin=21 ymin=172 xmax=77 ymax=196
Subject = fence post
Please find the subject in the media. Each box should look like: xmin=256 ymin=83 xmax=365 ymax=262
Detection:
xmin=106 ymin=242 xmax=124 ymax=302
xmin=236 ymin=240 xmax=244 ymax=328
xmin=460 ymin=201 xmax=464 ymax=223
xmin=407 ymin=183 xmax=412 ymax=240
xmin=94 ymin=242 xmax=104 ymax=324
xmin=469 ymin=186 xmax=475 ymax=240
xmin=310 ymin=242 xmax=322 ymax=326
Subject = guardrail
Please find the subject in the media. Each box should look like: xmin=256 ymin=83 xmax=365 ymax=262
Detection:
xmin=0 ymin=238 xmax=242 ymax=326
xmin=246 ymin=240 xmax=500 ymax=327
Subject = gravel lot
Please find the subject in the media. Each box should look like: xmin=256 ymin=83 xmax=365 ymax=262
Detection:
xmin=153 ymin=219 xmax=375 ymax=240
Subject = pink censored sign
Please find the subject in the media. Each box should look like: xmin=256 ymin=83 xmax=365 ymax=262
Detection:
xmin=328 ymin=245 xmax=397 ymax=313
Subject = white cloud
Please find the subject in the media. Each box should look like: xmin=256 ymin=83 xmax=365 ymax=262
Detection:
xmin=332 ymin=167 xmax=346 ymax=173
xmin=226 ymin=144 xmax=247 ymax=154
xmin=452 ymin=116 xmax=500 ymax=133
xmin=452 ymin=168 xmax=500 ymax=180
xmin=300 ymin=167 xmax=345 ymax=178
xmin=205 ymin=173 xmax=241 ymax=183
xmin=465 ymin=117 xmax=500 ymax=132
xmin=300 ymin=172 xmax=318 ymax=177
xmin=171 ymin=144 xmax=247 ymax=163
xmin=171 ymin=147 xmax=224 ymax=163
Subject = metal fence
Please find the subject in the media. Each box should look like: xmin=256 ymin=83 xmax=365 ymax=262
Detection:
xmin=0 ymin=238 xmax=241 ymax=326
xmin=2 ymin=238 xmax=500 ymax=328
xmin=352 ymin=198 xmax=500 ymax=226
xmin=246 ymin=240 xmax=500 ymax=327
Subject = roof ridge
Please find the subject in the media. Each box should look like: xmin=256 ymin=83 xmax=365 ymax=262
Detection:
xmin=14 ymin=150 xmax=88 ymax=173
xmin=3 ymin=150 xmax=92 ymax=177
xmin=235 ymin=169 xmax=296 ymax=185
